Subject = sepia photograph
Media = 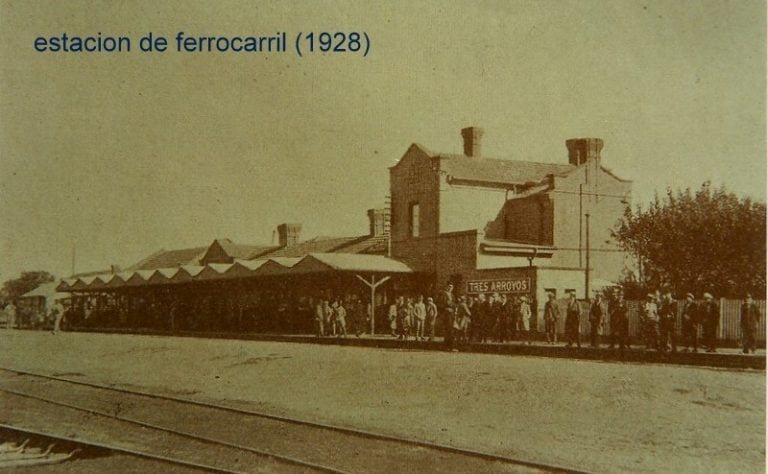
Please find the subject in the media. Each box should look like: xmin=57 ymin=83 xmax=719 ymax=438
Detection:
xmin=0 ymin=1 xmax=765 ymax=472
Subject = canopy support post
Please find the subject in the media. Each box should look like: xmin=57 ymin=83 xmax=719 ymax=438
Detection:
xmin=355 ymin=274 xmax=390 ymax=335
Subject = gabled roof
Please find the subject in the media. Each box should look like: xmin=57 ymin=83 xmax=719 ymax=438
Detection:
xmin=20 ymin=282 xmax=59 ymax=298
xmin=129 ymin=246 xmax=207 ymax=270
xmin=297 ymin=253 xmax=413 ymax=273
xmin=438 ymin=154 xmax=574 ymax=186
xmin=208 ymin=239 xmax=277 ymax=261
xmin=259 ymin=236 xmax=368 ymax=258
xmin=334 ymin=235 xmax=388 ymax=254
xmin=56 ymin=253 xmax=409 ymax=291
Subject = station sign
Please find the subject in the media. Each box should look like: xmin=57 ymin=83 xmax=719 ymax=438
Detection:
xmin=466 ymin=278 xmax=531 ymax=294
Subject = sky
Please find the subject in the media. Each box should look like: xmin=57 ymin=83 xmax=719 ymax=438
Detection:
xmin=0 ymin=0 xmax=765 ymax=281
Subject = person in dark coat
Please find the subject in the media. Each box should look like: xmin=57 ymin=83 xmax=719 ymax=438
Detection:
xmin=437 ymin=284 xmax=455 ymax=350
xmin=741 ymin=293 xmax=761 ymax=354
xmin=496 ymin=294 xmax=509 ymax=343
xmin=425 ymin=297 xmax=438 ymax=342
xmin=608 ymin=291 xmax=629 ymax=351
xmin=680 ymin=293 xmax=699 ymax=352
xmin=658 ymin=290 xmax=678 ymax=353
xmin=456 ymin=296 xmax=472 ymax=346
xmin=699 ymin=292 xmax=719 ymax=353
xmin=564 ymin=292 xmax=581 ymax=348
xmin=588 ymin=294 xmax=604 ymax=348
xmin=543 ymin=292 xmax=559 ymax=344
xmin=471 ymin=294 xmax=486 ymax=343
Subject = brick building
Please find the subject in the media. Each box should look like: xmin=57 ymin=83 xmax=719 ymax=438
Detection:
xmin=59 ymin=126 xmax=632 ymax=334
xmin=390 ymin=127 xmax=632 ymax=324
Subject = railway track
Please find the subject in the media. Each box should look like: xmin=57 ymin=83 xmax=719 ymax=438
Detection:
xmin=0 ymin=424 xmax=226 ymax=472
xmin=0 ymin=367 xmax=587 ymax=473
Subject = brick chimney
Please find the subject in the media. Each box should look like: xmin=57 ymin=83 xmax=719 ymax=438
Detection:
xmin=367 ymin=208 xmax=389 ymax=236
xmin=566 ymin=138 xmax=603 ymax=165
xmin=461 ymin=126 xmax=484 ymax=157
xmin=277 ymin=223 xmax=301 ymax=247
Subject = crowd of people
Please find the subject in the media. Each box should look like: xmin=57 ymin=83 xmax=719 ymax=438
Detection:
xmin=380 ymin=284 xmax=762 ymax=355
xmin=5 ymin=285 xmax=762 ymax=355
xmin=1 ymin=299 xmax=66 ymax=333
xmin=381 ymin=289 xmax=534 ymax=345
xmin=636 ymin=290 xmax=762 ymax=354
xmin=313 ymin=297 xmax=369 ymax=338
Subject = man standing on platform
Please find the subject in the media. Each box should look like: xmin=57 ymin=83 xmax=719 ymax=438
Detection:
xmin=425 ymin=296 xmax=438 ymax=342
xmin=519 ymin=295 xmax=532 ymax=345
xmin=438 ymin=284 xmax=455 ymax=350
xmin=589 ymin=293 xmax=604 ymax=348
xmin=564 ymin=291 xmax=582 ymax=348
xmin=643 ymin=294 xmax=659 ymax=351
xmin=4 ymin=301 xmax=16 ymax=329
xmin=609 ymin=290 xmax=629 ymax=352
xmin=700 ymin=293 xmax=719 ymax=353
xmin=658 ymin=290 xmax=678 ymax=353
xmin=544 ymin=292 xmax=559 ymax=345
xmin=413 ymin=295 xmax=427 ymax=341
xmin=741 ymin=293 xmax=761 ymax=354
xmin=51 ymin=299 xmax=65 ymax=334
xmin=496 ymin=294 xmax=509 ymax=343
xmin=680 ymin=293 xmax=699 ymax=352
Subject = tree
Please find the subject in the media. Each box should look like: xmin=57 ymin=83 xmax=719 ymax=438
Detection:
xmin=613 ymin=182 xmax=765 ymax=298
xmin=2 ymin=271 xmax=55 ymax=302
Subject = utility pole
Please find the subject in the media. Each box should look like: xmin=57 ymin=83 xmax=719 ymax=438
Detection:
xmin=71 ymin=242 xmax=76 ymax=276
xmin=584 ymin=213 xmax=591 ymax=299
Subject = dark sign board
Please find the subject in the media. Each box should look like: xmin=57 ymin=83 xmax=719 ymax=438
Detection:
xmin=466 ymin=278 xmax=531 ymax=294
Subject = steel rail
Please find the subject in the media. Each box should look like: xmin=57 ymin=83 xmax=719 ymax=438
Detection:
xmin=0 ymin=422 xmax=237 ymax=473
xmin=0 ymin=384 xmax=346 ymax=474
xmin=0 ymin=366 xmax=589 ymax=473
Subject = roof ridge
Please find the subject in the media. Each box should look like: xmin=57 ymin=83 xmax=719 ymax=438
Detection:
xmin=438 ymin=153 xmax=574 ymax=168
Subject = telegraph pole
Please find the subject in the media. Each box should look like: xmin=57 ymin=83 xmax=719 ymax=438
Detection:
xmin=584 ymin=213 xmax=591 ymax=299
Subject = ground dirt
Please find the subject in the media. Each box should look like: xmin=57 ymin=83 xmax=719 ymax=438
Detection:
xmin=0 ymin=331 xmax=764 ymax=473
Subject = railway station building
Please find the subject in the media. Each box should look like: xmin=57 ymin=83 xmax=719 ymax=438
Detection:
xmin=58 ymin=126 xmax=631 ymax=333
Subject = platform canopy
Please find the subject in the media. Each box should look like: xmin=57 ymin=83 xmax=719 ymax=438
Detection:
xmin=57 ymin=253 xmax=413 ymax=292
xmin=20 ymin=282 xmax=70 ymax=301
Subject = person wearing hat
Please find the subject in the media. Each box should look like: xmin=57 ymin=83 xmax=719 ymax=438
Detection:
xmin=680 ymin=293 xmax=700 ymax=352
xmin=740 ymin=293 xmax=761 ymax=354
xmin=543 ymin=292 xmax=559 ymax=344
xmin=519 ymin=295 xmax=532 ymax=345
xmin=588 ymin=293 xmax=604 ymax=348
xmin=455 ymin=295 xmax=472 ymax=345
xmin=496 ymin=294 xmax=510 ymax=343
xmin=564 ymin=291 xmax=582 ymax=348
xmin=608 ymin=290 xmax=629 ymax=351
xmin=699 ymin=292 xmax=719 ymax=353
xmin=658 ymin=290 xmax=678 ymax=353
xmin=642 ymin=293 xmax=659 ymax=351
xmin=437 ymin=284 xmax=456 ymax=350
xmin=425 ymin=296 xmax=438 ymax=342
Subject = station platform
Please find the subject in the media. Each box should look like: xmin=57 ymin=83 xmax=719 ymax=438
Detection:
xmin=66 ymin=327 xmax=765 ymax=370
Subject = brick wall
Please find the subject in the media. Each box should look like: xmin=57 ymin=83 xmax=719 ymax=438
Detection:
xmin=503 ymin=192 xmax=554 ymax=245
xmin=390 ymin=145 xmax=440 ymax=272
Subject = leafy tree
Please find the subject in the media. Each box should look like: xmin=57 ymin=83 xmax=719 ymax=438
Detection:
xmin=613 ymin=182 xmax=765 ymax=298
xmin=2 ymin=271 xmax=55 ymax=302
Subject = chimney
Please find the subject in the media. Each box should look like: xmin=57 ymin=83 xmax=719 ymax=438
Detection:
xmin=566 ymin=138 xmax=603 ymax=165
xmin=367 ymin=208 xmax=389 ymax=237
xmin=277 ymin=223 xmax=302 ymax=247
xmin=461 ymin=126 xmax=484 ymax=157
